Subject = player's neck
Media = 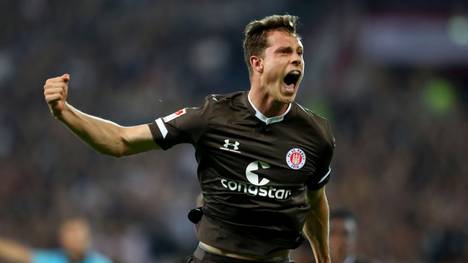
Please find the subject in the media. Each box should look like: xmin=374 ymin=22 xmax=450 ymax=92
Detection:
xmin=248 ymin=85 xmax=289 ymax=118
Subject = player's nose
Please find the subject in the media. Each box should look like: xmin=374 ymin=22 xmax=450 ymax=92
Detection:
xmin=291 ymin=54 xmax=302 ymax=67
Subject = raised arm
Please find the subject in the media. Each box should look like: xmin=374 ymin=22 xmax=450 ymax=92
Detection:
xmin=0 ymin=238 xmax=31 ymax=263
xmin=43 ymin=74 xmax=159 ymax=157
xmin=303 ymin=187 xmax=331 ymax=263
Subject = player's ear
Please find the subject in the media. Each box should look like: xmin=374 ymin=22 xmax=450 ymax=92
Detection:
xmin=250 ymin=55 xmax=264 ymax=74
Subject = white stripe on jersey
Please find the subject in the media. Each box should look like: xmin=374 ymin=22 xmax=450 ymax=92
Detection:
xmin=318 ymin=167 xmax=331 ymax=184
xmin=155 ymin=118 xmax=168 ymax=139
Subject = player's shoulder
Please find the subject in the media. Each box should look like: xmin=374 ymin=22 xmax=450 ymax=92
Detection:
xmin=204 ymin=91 xmax=245 ymax=105
xmin=31 ymin=249 xmax=65 ymax=263
xmin=201 ymin=91 xmax=247 ymax=113
xmin=88 ymin=251 xmax=113 ymax=263
xmin=293 ymin=102 xmax=335 ymax=147
xmin=293 ymin=102 xmax=330 ymax=127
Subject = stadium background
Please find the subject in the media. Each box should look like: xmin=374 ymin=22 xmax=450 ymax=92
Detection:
xmin=0 ymin=0 xmax=467 ymax=262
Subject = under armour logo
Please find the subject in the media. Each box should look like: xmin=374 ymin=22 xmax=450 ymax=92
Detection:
xmin=220 ymin=139 xmax=241 ymax=153
xmin=224 ymin=139 xmax=239 ymax=150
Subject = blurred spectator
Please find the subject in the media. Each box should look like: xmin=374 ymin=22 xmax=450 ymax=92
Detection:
xmin=293 ymin=209 xmax=374 ymax=263
xmin=424 ymin=228 xmax=467 ymax=263
xmin=328 ymin=209 xmax=371 ymax=263
xmin=0 ymin=217 xmax=111 ymax=263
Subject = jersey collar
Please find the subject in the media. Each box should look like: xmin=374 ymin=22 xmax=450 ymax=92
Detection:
xmin=247 ymin=92 xmax=292 ymax=125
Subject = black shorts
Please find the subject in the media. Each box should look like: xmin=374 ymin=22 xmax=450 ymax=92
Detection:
xmin=185 ymin=246 xmax=293 ymax=263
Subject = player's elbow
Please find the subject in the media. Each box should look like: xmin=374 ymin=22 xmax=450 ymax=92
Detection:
xmin=92 ymin=135 xmax=129 ymax=158
xmin=117 ymin=128 xmax=134 ymax=157
xmin=112 ymin=140 xmax=131 ymax=158
xmin=109 ymin=148 xmax=127 ymax=158
xmin=94 ymin=146 xmax=126 ymax=158
xmin=96 ymin=125 xmax=133 ymax=158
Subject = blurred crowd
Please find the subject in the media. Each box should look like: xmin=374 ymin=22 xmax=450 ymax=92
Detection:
xmin=0 ymin=1 xmax=467 ymax=263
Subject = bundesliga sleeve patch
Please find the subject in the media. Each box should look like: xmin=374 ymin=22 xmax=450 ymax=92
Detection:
xmin=163 ymin=108 xmax=187 ymax=122
xmin=154 ymin=108 xmax=187 ymax=140
xmin=286 ymin=148 xmax=306 ymax=170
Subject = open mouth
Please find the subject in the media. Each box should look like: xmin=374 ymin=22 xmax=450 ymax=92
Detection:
xmin=283 ymin=70 xmax=301 ymax=85
xmin=283 ymin=70 xmax=301 ymax=93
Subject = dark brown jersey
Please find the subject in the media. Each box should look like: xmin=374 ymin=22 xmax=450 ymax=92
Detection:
xmin=149 ymin=91 xmax=335 ymax=256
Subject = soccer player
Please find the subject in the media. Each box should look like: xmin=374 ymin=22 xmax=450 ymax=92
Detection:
xmin=330 ymin=210 xmax=371 ymax=263
xmin=43 ymin=15 xmax=335 ymax=263
xmin=0 ymin=218 xmax=111 ymax=263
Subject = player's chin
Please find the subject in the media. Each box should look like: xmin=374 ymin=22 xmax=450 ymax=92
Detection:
xmin=277 ymin=92 xmax=297 ymax=104
xmin=279 ymin=86 xmax=298 ymax=103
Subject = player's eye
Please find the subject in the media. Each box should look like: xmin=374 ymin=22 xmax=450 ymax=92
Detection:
xmin=277 ymin=47 xmax=293 ymax=54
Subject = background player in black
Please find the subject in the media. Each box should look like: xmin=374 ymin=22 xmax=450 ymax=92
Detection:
xmin=43 ymin=15 xmax=333 ymax=262
xmin=329 ymin=210 xmax=369 ymax=263
xmin=293 ymin=209 xmax=374 ymax=263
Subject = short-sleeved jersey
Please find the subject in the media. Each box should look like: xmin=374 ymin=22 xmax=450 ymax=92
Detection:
xmin=149 ymin=91 xmax=335 ymax=256
xmin=32 ymin=249 xmax=112 ymax=263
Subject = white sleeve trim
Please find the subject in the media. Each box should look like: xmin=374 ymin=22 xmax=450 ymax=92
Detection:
xmin=317 ymin=167 xmax=331 ymax=184
xmin=155 ymin=118 xmax=168 ymax=139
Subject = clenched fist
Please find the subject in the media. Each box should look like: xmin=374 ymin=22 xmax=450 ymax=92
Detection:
xmin=43 ymin=73 xmax=70 ymax=118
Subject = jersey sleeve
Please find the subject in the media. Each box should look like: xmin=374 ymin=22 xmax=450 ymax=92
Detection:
xmin=148 ymin=96 xmax=211 ymax=150
xmin=307 ymin=166 xmax=332 ymax=190
xmin=89 ymin=252 xmax=113 ymax=263
xmin=31 ymin=250 xmax=63 ymax=263
xmin=306 ymin=120 xmax=336 ymax=190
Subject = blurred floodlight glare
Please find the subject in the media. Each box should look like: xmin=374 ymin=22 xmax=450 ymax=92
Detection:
xmin=360 ymin=15 xmax=468 ymax=65
xmin=448 ymin=15 xmax=468 ymax=46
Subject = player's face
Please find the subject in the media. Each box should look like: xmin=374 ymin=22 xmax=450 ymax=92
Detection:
xmin=59 ymin=219 xmax=91 ymax=258
xmin=260 ymin=30 xmax=304 ymax=104
xmin=330 ymin=218 xmax=356 ymax=262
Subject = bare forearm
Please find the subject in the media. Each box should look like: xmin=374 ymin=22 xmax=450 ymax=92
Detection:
xmin=0 ymin=239 xmax=31 ymax=263
xmin=57 ymin=103 xmax=130 ymax=157
xmin=44 ymin=74 xmax=158 ymax=156
xmin=304 ymin=188 xmax=330 ymax=263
